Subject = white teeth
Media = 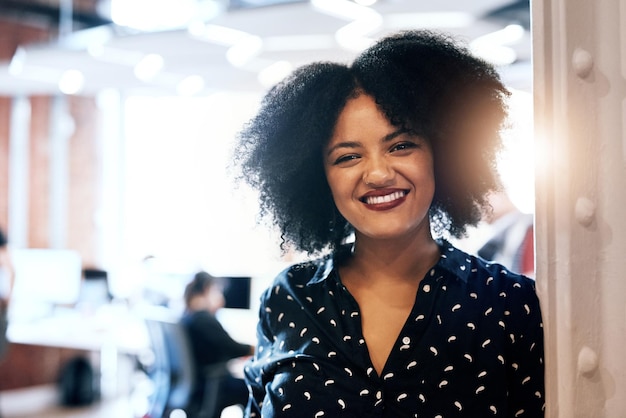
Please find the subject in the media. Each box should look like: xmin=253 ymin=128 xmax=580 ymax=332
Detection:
xmin=365 ymin=191 xmax=405 ymax=205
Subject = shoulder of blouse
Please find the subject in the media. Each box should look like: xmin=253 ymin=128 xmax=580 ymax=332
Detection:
xmin=438 ymin=239 xmax=538 ymax=294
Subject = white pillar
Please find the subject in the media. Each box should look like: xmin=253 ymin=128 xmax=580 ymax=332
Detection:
xmin=48 ymin=95 xmax=72 ymax=249
xmin=7 ymin=96 xmax=31 ymax=249
xmin=532 ymin=0 xmax=626 ymax=416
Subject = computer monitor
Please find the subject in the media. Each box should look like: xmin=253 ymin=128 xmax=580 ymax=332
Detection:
xmin=79 ymin=268 xmax=112 ymax=309
xmin=11 ymin=249 xmax=82 ymax=306
xmin=220 ymin=276 xmax=251 ymax=310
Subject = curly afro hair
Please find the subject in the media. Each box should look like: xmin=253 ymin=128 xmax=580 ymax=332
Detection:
xmin=234 ymin=30 xmax=510 ymax=255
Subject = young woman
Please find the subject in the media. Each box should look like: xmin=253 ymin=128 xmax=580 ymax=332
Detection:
xmin=235 ymin=30 xmax=544 ymax=417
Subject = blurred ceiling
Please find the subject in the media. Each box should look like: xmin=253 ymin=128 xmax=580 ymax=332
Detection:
xmin=0 ymin=0 xmax=531 ymax=96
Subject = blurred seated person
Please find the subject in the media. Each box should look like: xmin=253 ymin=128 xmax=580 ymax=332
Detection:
xmin=0 ymin=226 xmax=15 ymax=360
xmin=180 ymin=271 xmax=254 ymax=418
xmin=477 ymin=191 xmax=534 ymax=277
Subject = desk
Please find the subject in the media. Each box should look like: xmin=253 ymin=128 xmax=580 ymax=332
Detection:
xmin=6 ymin=304 xmax=151 ymax=398
xmin=7 ymin=306 xmax=150 ymax=354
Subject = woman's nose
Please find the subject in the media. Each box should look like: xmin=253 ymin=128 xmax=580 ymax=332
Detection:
xmin=363 ymin=157 xmax=394 ymax=187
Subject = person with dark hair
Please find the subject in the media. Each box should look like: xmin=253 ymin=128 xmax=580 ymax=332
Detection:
xmin=0 ymin=227 xmax=14 ymax=418
xmin=180 ymin=271 xmax=254 ymax=418
xmin=0 ymin=227 xmax=14 ymax=359
xmin=235 ymin=30 xmax=544 ymax=417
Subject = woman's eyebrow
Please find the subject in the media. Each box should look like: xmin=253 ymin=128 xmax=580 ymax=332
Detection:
xmin=382 ymin=128 xmax=410 ymax=143
xmin=325 ymin=141 xmax=361 ymax=157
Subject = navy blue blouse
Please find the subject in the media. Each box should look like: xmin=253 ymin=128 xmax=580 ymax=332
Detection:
xmin=244 ymin=241 xmax=545 ymax=417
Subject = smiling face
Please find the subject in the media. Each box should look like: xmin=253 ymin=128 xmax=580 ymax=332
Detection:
xmin=324 ymin=93 xmax=435 ymax=243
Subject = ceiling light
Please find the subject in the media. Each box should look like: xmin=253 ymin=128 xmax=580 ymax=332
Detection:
xmin=385 ymin=12 xmax=474 ymax=29
xmin=134 ymin=54 xmax=165 ymax=81
xmin=262 ymin=35 xmax=335 ymax=52
xmin=226 ymin=35 xmax=263 ymax=68
xmin=111 ymin=0 xmax=194 ymax=30
xmin=312 ymin=0 xmax=375 ymax=21
xmin=88 ymin=45 xmax=146 ymax=67
xmin=58 ymin=70 xmax=85 ymax=95
xmin=312 ymin=0 xmax=383 ymax=52
xmin=177 ymin=75 xmax=206 ymax=96
xmin=258 ymin=61 xmax=293 ymax=88
xmin=472 ymin=24 xmax=525 ymax=46
xmin=470 ymin=24 xmax=525 ymax=66
xmin=9 ymin=47 xmax=27 ymax=75
xmin=190 ymin=23 xmax=264 ymax=69
xmin=354 ymin=0 xmax=377 ymax=6
xmin=189 ymin=24 xmax=252 ymax=45
xmin=57 ymin=26 xmax=114 ymax=51
xmin=7 ymin=50 xmax=63 ymax=86
xmin=108 ymin=0 xmax=223 ymax=31
xmin=335 ymin=16 xmax=382 ymax=51
xmin=472 ymin=45 xmax=518 ymax=66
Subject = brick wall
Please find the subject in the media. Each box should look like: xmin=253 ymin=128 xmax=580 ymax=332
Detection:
xmin=0 ymin=18 xmax=51 ymax=232
xmin=0 ymin=20 xmax=101 ymax=264
xmin=0 ymin=18 xmax=103 ymax=389
xmin=66 ymin=96 xmax=101 ymax=265
xmin=28 ymin=96 xmax=53 ymax=248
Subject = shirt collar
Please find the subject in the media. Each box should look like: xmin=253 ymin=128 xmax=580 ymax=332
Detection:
xmin=307 ymin=244 xmax=352 ymax=285
xmin=306 ymin=239 xmax=473 ymax=286
xmin=435 ymin=239 xmax=472 ymax=284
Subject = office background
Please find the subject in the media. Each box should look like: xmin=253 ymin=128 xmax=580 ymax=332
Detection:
xmin=0 ymin=0 xmax=533 ymax=398
xmin=1 ymin=0 xmax=625 ymax=416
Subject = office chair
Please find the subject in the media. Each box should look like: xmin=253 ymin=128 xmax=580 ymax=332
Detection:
xmin=143 ymin=311 xmax=229 ymax=418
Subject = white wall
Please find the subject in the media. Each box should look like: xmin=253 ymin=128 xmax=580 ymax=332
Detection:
xmin=533 ymin=0 xmax=626 ymax=415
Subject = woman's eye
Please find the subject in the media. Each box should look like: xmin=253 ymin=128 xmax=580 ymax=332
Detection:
xmin=333 ymin=154 xmax=360 ymax=165
xmin=390 ymin=141 xmax=418 ymax=153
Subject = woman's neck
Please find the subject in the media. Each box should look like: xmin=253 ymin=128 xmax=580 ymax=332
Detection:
xmin=347 ymin=232 xmax=440 ymax=283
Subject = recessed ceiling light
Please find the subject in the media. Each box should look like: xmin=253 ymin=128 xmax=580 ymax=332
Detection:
xmin=9 ymin=47 xmax=27 ymax=75
xmin=58 ymin=70 xmax=85 ymax=95
xmin=226 ymin=35 xmax=263 ymax=68
xmin=134 ymin=54 xmax=165 ymax=81
xmin=258 ymin=60 xmax=293 ymax=87
xmin=177 ymin=75 xmax=206 ymax=96
xmin=385 ymin=12 xmax=474 ymax=29
xmin=354 ymin=0 xmax=377 ymax=6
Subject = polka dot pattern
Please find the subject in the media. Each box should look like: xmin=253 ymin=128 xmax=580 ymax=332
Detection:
xmin=244 ymin=241 xmax=545 ymax=417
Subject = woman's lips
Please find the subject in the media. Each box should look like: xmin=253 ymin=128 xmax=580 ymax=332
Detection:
xmin=360 ymin=190 xmax=408 ymax=210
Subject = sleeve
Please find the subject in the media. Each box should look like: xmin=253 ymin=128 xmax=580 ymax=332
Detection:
xmin=187 ymin=312 xmax=251 ymax=365
xmin=205 ymin=313 xmax=251 ymax=360
xmin=506 ymin=279 xmax=545 ymax=417
xmin=214 ymin=321 xmax=252 ymax=360
xmin=244 ymin=286 xmax=275 ymax=417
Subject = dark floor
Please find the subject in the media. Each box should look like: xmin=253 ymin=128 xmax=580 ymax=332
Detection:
xmin=0 ymin=385 xmax=244 ymax=418
xmin=0 ymin=385 xmax=135 ymax=418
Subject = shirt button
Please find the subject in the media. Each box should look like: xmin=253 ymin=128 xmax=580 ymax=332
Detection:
xmin=402 ymin=337 xmax=411 ymax=345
